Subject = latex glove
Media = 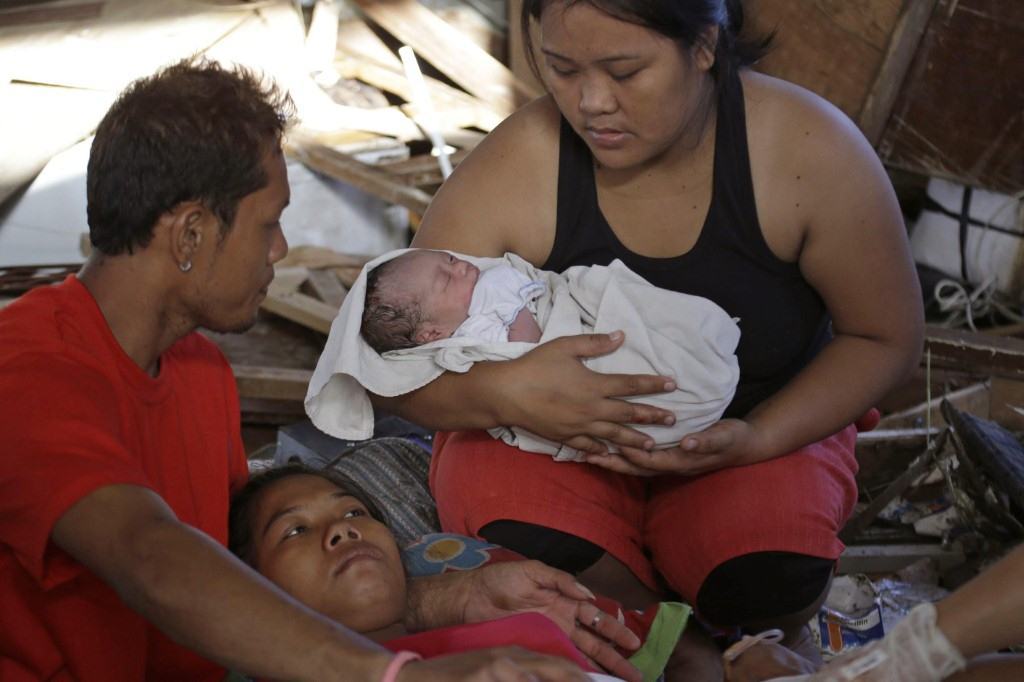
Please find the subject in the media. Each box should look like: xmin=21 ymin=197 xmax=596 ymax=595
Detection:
xmin=746 ymin=603 xmax=967 ymax=682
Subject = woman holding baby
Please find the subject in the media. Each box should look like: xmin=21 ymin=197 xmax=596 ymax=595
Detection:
xmin=373 ymin=0 xmax=923 ymax=676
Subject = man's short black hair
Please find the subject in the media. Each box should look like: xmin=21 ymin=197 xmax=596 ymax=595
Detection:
xmin=86 ymin=57 xmax=295 ymax=255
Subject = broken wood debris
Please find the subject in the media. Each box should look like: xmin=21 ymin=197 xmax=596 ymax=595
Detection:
xmin=285 ymin=138 xmax=433 ymax=216
xmin=942 ymin=399 xmax=1024 ymax=535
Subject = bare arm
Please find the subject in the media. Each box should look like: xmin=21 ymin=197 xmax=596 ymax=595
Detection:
xmin=507 ymin=308 xmax=542 ymax=343
xmin=52 ymin=484 xmax=388 ymax=681
xmin=734 ymin=88 xmax=924 ymax=460
xmin=937 ymin=543 xmax=1024 ymax=658
xmin=54 ymin=484 xmax=595 ymax=681
xmin=587 ymin=77 xmax=923 ymax=475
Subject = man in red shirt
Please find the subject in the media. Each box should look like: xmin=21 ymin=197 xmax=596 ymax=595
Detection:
xmin=0 ymin=59 xmax=640 ymax=682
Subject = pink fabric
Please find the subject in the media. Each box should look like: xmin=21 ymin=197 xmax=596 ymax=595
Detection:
xmin=430 ymin=426 xmax=859 ymax=602
xmin=386 ymin=613 xmax=595 ymax=672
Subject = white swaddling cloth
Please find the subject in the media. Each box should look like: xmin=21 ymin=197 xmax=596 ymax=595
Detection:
xmin=305 ymin=249 xmax=741 ymax=461
xmin=453 ymin=265 xmax=547 ymax=343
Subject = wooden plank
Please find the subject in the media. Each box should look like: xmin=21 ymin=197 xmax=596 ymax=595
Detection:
xmin=838 ymin=543 xmax=965 ymax=575
xmin=381 ymin=149 xmax=472 ymax=187
xmin=335 ymin=56 xmax=504 ymax=132
xmin=232 ymin=364 xmax=312 ymax=402
xmin=857 ymin=0 xmax=940 ymax=145
xmin=337 ymin=16 xmax=404 ymax=68
xmin=877 ymin=0 xmax=1024 ymax=192
xmin=876 ymin=381 xmax=990 ymax=431
xmin=351 ymin=0 xmax=540 ymax=116
xmin=276 ymin=246 xmax=371 ymax=288
xmin=748 ymin=0 xmax=904 ymax=121
xmin=924 ymin=325 xmax=1024 ymax=381
xmin=260 ymin=289 xmax=337 ymax=335
xmin=989 ymin=376 xmax=1024 ymax=432
xmin=305 ymin=0 xmax=340 ymax=73
xmin=201 ymin=313 xmax=324 ymax=371
xmin=841 ymin=429 xmax=948 ymax=543
xmin=270 ymin=266 xmax=309 ymax=295
xmin=263 ymin=265 xmax=334 ymax=334
xmin=304 ymin=268 xmax=348 ymax=309
xmin=204 ymin=4 xmax=423 ymax=141
xmin=285 ymin=139 xmax=433 ymax=215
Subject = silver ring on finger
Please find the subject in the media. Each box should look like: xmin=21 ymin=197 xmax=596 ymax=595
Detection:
xmin=590 ymin=612 xmax=602 ymax=629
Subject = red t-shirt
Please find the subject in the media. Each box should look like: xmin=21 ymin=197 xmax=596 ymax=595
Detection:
xmin=0 ymin=276 xmax=249 ymax=681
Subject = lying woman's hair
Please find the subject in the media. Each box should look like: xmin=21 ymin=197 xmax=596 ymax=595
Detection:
xmin=228 ymin=463 xmax=387 ymax=565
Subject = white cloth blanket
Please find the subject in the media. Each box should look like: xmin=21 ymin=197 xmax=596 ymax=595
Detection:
xmin=306 ymin=249 xmax=741 ymax=461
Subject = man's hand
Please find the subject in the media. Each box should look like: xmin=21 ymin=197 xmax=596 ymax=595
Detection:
xmin=460 ymin=561 xmax=643 ymax=682
xmin=501 ymin=332 xmax=677 ymax=455
xmin=402 ymin=647 xmax=590 ymax=681
xmin=584 ymin=419 xmax=764 ymax=477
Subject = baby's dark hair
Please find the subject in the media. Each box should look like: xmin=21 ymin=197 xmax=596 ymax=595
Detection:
xmin=361 ymin=255 xmax=426 ymax=354
xmin=228 ymin=463 xmax=386 ymax=566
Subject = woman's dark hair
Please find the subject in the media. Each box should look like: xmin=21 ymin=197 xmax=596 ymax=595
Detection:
xmin=228 ymin=463 xmax=387 ymax=566
xmin=521 ymin=0 xmax=772 ymax=85
xmin=86 ymin=57 xmax=296 ymax=255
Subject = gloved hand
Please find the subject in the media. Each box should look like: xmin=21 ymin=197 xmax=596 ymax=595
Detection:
xmin=784 ymin=602 xmax=967 ymax=682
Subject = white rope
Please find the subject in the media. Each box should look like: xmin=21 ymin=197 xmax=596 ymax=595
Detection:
xmin=933 ymin=276 xmax=1024 ymax=331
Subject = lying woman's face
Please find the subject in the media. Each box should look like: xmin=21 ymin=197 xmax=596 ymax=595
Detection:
xmin=248 ymin=474 xmax=407 ymax=632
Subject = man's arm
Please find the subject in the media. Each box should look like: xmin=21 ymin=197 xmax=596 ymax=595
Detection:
xmin=53 ymin=484 xmax=595 ymax=682
xmin=52 ymin=484 xmax=389 ymax=681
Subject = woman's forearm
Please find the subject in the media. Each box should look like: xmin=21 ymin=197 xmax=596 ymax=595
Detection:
xmin=371 ymin=361 xmax=508 ymax=431
xmin=935 ymin=543 xmax=1024 ymax=659
xmin=744 ymin=330 xmax=922 ymax=461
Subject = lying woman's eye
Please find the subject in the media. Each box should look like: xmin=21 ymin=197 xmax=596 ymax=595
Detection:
xmin=550 ymin=64 xmax=576 ymax=77
xmin=611 ymin=70 xmax=640 ymax=82
xmin=343 ymin=508 xmax=367 ymax=519
xmin=283 ymin=525 xmax=307 ymax=539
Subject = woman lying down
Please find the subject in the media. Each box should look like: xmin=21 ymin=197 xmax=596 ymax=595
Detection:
xmin=227 ymin=464 xmax=692 ymax=681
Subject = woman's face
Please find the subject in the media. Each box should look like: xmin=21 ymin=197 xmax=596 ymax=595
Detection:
xmin=539 ymin=1 xmax=716 ymax=170
xmin=249 ymin=474 xmax=407 ymax=633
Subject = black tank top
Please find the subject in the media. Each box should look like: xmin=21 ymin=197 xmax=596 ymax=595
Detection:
xmin=542 ymin=69 xmax=830 ymax=417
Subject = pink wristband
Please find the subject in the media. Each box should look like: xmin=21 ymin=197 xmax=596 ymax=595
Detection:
xmin=381 ymin=650 xmax=422 ymax=682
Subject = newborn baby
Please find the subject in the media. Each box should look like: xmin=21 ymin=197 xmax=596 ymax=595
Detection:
xmin=360 ymin=249 xmax=546 ymax=352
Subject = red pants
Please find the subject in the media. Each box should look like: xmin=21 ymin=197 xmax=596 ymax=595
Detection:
xmin=430 ymin=426 xmax=859 ymax=603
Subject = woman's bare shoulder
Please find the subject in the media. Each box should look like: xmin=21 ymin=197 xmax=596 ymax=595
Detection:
xmin=742 ymin=70 xmax=873 ymax=165
xmin=742 ymin=71 xmax=894 ymax=260
xmin=413 ymin=96 xmax=562 ymax=261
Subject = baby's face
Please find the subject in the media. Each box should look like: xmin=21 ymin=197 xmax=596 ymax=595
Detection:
xmin=401 ymin=250 xmax=480 ymax=342
xmin=248 ymin=474 xmax=406 ymax=633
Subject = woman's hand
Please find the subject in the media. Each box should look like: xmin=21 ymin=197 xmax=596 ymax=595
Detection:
xmin=460 ymin=560 xmax=643 ymax=682
xmin=499 ymin=331 xmax=678 ymax=455
xmin=584 ymin=419 xmax=766 ymax=477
